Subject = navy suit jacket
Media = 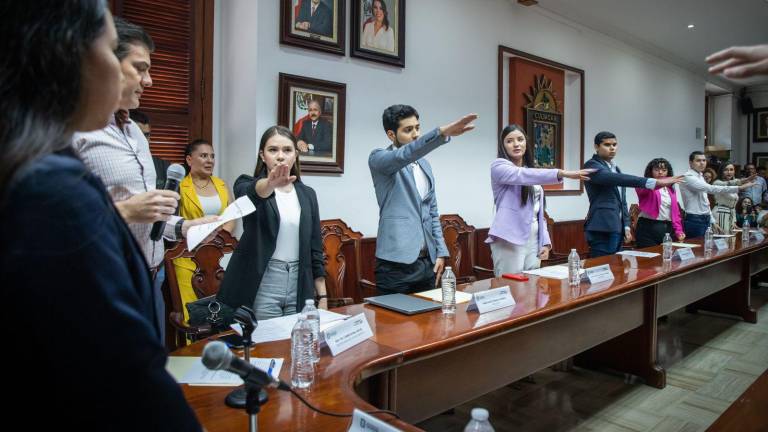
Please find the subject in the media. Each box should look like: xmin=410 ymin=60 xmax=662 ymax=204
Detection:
xmin=296 ymin=0 xmax=333 ymax=37
xmin=583 ymin=154 xmax=648 ymax=233
xmin=297 ymin=118 xmax=333 ymax=155
xmin=1 ymin=149 xmax=200 ymax=430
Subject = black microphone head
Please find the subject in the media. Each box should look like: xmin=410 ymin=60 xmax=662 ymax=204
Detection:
xmin=202 ymin=341 xmax=232 ymax=371
xmin=166 ymin=163 xmax=186 ymax=182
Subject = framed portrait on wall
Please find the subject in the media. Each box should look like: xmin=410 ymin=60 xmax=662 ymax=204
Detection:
xmin=351 ymin=0 xmax=406 ymax=67
xmin=499 ymin=46 xmax=585 ymax=195
xmin=753 ymin=152 xmax=768 ymax=170
xmin=754 ymin=108 xmax=768 ymax=143
xmin=280 ymin=0 xmax=345 ymax=55
xmin=278 ymin=73 xmax=346 ymax=174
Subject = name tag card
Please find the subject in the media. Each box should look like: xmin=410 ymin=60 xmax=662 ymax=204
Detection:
xmin=322 ymin=313 xmax=373 ymax=357
xmin=348 ymin=409 xmax=403 ymax=432
xmin=674 ymin=248 xmax=695 ymax=261
xmin=585 ymin=264 xmax=615 ymax=285
xmin=752 ymin=231 xmax=765 ymax=242
xmin=466 ymin=286 xmax=516 ymax=314
xmin=714 ymin=238 xmax=729 ymax=250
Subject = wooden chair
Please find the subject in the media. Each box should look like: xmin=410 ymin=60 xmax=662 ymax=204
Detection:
xmin=624 ymin=204 xmax=641 ymax=250
xmin=320 ymin=219 xmax=376 ymax=304
xmin=163 ymin=230 xmax=238 ymax=349
xmin=440 ymin=214 xmax=478 ymax=284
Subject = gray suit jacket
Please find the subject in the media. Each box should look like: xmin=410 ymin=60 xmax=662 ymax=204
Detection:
xmin=369 ymin=128 xmax=450 ymax=264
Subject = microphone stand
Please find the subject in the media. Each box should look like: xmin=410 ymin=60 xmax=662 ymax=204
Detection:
xmin=226 ymin=308 xmax=263 ymax=409
xmin=244 ymin=381 xmax=269 ymax=432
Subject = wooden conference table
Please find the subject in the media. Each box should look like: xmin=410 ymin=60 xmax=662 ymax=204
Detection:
xmin=174 ymin=233 xmax=768 ymax=431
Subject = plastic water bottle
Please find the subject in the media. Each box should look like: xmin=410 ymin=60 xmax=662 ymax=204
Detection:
xmin=662 ymin=233 xmax=673 ymax=261
xmin=290 ymin=314 xmax=315 ymax=389
xmin=464 ymin=408 xmax=495 ymax=432
xmin=441 ymin=266 xmax=456 ymax=314
xmin=704 ymin=226 xmax=714 ymax=253
xmin=568 ymin=249 xmax=580 ymax=286
xmin=742 ymin=219 xmax=750 ymax=245
xmin=301 ymin=299 xmax=320 ymax=363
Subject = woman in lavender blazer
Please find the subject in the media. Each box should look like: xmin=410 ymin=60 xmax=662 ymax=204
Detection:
xmin=488 ymin=125 xmax=592 ymax=276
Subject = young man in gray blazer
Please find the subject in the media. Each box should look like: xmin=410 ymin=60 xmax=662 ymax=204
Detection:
xmin=369 ymin=105 xmax=477 ymax=294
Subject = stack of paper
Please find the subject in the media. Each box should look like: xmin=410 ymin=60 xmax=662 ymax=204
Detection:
xmin=414 ymin=288 xmax=473 ymax=304
xmin=167 ymin=356 xmax=284 ymax=386
xmin=231 ymin=309 xmax=350 ymax=344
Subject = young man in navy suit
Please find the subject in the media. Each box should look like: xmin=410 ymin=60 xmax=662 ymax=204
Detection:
xmin=369 ymin=105 xmax=477 ymax=294
xmin=583 ymin=131 xmax=682 ymax=257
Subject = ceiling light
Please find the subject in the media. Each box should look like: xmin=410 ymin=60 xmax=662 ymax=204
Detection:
xmin=687 ymin=24 xmax=695 ymax=29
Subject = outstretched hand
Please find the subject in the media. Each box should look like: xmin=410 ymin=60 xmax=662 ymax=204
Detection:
xmin=560 ymin=168 xmax=595 ymax=181
xmin=706 ymin=44 xmax=768 ymax=79
xmin=656 ymin=175 xmax=685 ymax=188
xmin=267 ymin=164 xmax=297 ymax=189
xmin=439 ymin=114 xmax=478 ymax=138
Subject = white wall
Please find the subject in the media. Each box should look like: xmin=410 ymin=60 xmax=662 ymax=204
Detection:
xmin=215 ymin=0 xmax=705 ymax=237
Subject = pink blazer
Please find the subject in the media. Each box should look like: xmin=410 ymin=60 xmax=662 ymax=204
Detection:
xmin=635 ymin=186 xmax=684 ymax=238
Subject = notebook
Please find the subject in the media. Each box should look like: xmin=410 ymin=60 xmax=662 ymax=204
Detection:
xmin=364 ymin=293 xmax=443 ymax=315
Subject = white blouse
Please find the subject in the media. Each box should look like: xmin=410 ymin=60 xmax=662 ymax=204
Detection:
xmin=272 ymin=187 xmax=301 ymax=262
xmin=361 ymin=21 xmax=395 ymax=53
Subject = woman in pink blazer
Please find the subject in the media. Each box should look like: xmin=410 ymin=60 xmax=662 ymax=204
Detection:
xmin=487 ymin=125 xmax=591 ymax=276
xmin=634 ymin=158 xmax=685 ymax=248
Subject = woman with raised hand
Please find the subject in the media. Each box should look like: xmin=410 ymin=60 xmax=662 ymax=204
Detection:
xmin=218 ymin=126 xmax=328 ymax=320
xmin=487 ymin=124 xmax=592 ymax=276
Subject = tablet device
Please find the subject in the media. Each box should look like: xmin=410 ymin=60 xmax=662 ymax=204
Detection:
xmin=364 ymin=293 xmax=442 ymax=315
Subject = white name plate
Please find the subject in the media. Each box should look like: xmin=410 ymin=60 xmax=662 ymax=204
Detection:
xmin=585 ymin=264 xmax=615 ymax=285
xmin=674 ymin=247 xmax=695 ymax=261
xmin=348 ymin=409 xmax=403 ymax=432
xmin=714 ymin=238 xmax=729 ymax=250
xmin=466 ymin=286 xmax=516 ymax=314
xmin=322 ymin=313 xmax=373 ymax=357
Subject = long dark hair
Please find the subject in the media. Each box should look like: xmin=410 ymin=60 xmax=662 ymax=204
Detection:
xmin=0 ymin=0 xmax=108 ymax=198
xmin=718 ymin=161 xmax=736 ymax=181
xmin=498 ymin=124 xmax=535 ymax=206
xmin=253 ymin=126 xmax=302 ymax=181
xmin=643 ymin=158 xmax=674 ymax=178
xmin=372 ymin=0 xmax=390 ymax=30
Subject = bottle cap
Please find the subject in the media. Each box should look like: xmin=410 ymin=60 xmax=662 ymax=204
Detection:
xmin=471 ymin=408 xmax=489 ymax=421
xmin=446 ymin=266 xmax=452 ymax=270
xmin=306 ymin=299 xmax=314 ymax=305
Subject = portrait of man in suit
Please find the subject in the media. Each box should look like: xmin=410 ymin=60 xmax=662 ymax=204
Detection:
xmin=296 ymin=99 xmax=333 ymax=157
xmin=294 ymin=0 xmax=333 ymax=38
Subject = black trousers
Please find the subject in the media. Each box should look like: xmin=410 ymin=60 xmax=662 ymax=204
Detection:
xmin=375 ymin=256 xmax=435 ymax=295
xmin=635 ymin=217 xmax=674 ymax=248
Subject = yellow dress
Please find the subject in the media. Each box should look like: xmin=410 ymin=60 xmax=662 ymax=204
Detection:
xmin=174 ymin=175 xmax=230 ymax=322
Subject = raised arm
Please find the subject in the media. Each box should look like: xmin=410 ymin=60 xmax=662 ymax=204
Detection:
xmin=368 ymin=128 xmax=448 ymax=176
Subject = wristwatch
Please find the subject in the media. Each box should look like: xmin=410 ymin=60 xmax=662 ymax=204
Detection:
xmin=175 ymin=218 xmax=185 ymax=239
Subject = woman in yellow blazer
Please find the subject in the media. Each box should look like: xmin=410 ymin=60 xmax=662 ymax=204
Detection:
xmin=175 ymin=139 xmax=235 ymax=322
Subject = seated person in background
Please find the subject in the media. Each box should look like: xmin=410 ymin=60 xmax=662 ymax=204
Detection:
xmin=735 ymin=197 xmax=759 ymax=228
xmin=174 ymin=138 xmax=235 ymax=323
xmin=634 ymin=158 xmax=685 ymax=248
xmin=369 ymin=105 xmax=477 ymax=294
xmin=218 ymin=126 xmax=328 ymax=319
xmin=739 ymin=163 xmax=767 ymax=207
xmin=487 ymin=124 xmax=591 ymax=276
xmin=583 ymin=131 xmax=682 ymax=257
xmin=129 ymin=109 xmax=171 ymax=190
xmin=0 ymin=2 xmax=200 ymax=429
xmin=296 ymin=99 xmax=333 ymax=156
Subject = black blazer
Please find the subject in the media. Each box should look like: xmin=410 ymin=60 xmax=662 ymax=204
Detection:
xmin=583 ymin=154 xmax=648 ymax=233
xmin=1 ymin=150 xmax=200 ymax=430
xmin=218 ymin=175 xmax=326 ymax=309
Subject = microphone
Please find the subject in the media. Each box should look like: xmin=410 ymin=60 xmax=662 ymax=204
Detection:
xmin=202 ymin=341 xmax=289 ymax=390
xmin=149 ymin=163 xmax=186 ymax=241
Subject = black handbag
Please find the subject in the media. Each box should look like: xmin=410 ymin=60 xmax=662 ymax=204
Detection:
xmin=186 ymin=295 xmax=235 ymax=330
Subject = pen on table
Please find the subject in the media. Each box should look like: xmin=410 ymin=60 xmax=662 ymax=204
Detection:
xmin=267 ymin=359 xmax=276 ymax=377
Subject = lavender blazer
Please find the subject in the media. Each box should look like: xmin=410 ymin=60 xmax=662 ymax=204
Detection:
xmin=487 ymin=158 xmax=561 ymax=250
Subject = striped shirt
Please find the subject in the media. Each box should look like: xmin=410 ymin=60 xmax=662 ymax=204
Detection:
xmin=73 ymin=115 xmax=179 ymax=268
